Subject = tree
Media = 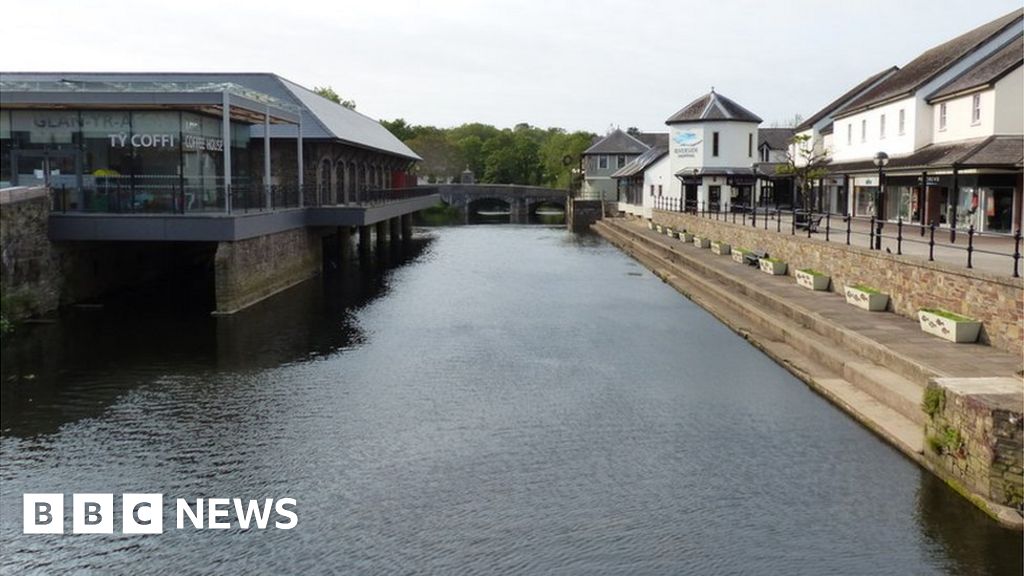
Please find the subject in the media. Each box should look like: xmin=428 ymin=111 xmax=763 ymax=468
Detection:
xmin=626 ymin=126 xmax=642 ymax=138
xmin=312 ymin=86 xmax=356 ymax=110
xmin=776 ymin=134 xmax=830 ymax=211
xmin=380 ymin=118 xmax=416 ymax=141
xmin=405 ymin=130 xmax=460 ymax=182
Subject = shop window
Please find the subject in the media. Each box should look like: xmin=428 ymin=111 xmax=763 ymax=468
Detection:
xmin=81 ymin=111 xmax=133 ymax=211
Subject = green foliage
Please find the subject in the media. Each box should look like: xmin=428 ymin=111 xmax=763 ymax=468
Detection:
xmin=927 ymin=425 xmax=963 ymax=456
xmin=920 ymin=308 xmax=974 ymax=322
xmin=312 ymin=86 xmax=356 ymax=109
xmin=379 ymin=119 xmax=595 ymax=187
xmin=778 ymin=133 xmax=831 ymax=211
xmin=922 ymin=387 xmax=945 ymax=419
xmin=799 ymin=268 xmax=827 ymax=277
xmin=762 ymin=257 xmax=784 ymax=264
xmin=851 ymin=283 xmax=882 ymax=294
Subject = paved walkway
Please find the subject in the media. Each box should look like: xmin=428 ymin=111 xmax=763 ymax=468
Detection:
xmin=665 ymin=210 xmax=1022 ymax=278
xmin=621 ymin=218 xmax=1024 ymax=380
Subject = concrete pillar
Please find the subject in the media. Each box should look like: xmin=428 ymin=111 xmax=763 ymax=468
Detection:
xmin=337 ymin=226 xmax=352 ymax=261
xmin=358 ymin=225 xmax=372 ymax=255
xmin=375 ymin=221 xmax=388 ymax=246
xmin=389 ymin=217 xmax=401 ymax=242
xmin=401 ymin=213 xmax=413 ymax=241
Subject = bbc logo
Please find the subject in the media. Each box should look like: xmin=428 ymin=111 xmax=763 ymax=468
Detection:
xmin=24 ymin=493 xmax=163 ymax=534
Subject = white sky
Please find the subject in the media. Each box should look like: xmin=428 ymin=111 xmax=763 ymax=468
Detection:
xmin=1 ymin=0 xmax=1020 ymax=133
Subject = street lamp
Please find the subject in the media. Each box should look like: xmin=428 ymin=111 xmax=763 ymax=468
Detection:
xmin=873 ymin=151 xmax=890 ymax=249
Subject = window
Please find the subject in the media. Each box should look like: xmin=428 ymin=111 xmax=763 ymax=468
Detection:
xmin=761 ymin=146 xmax=769 ymax=162
xmin=617 ymin=155 xmax=626 ymax=168
xmin=939 ymin=103 xmax=947 ymax=130
xmin=879 ymin=114 xmax=886 ymax=139
xmin=712 ymin=132 xmax=720 ymax=157
xmin=861 ymin=119 xmax=866 ymax=142
xmin=971 ymin=94 xmax=981 ymax=124
xmin=650 ymin=184 xmax=654 ymax=196
xmin=847 ymin=124 xmax=852 ymax=145
xmin=658 ymin=184 xmax=662 ymax=196
xmin=898 ymin=109 xmax=905 ymax=135
xmin=598 ymin=155 xmax=608 ymax=169
xmin=748 ymin=133 xmax=753 ymax=157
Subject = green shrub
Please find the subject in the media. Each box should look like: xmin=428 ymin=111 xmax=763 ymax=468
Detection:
xmin=920 ymin=308 xmax=975 ymax=322
xmin=851 ymin=283 xmax=882 ymax=294
xmin=922 ymin=387 xmax=945 ymax=419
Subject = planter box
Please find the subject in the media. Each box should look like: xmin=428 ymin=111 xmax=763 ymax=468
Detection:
xmin=648 ymin=221 xmax=655 ymax=230
xmin=758 ymin=258 xmax=787 ymax=275
xmin=731 ymin=249 xmax=748 ymax=264
xmin=711 ymin=241 xmax=731 ymax=255
xmin=656 ymin=224 xmax=664 ymax=233
xmin=681 ymin=232 xmax=694 ymax=243
xmin=844 ymin=285 xmax=889 ymax=311
xmin=665 ymin=227 xmax=675 ymax=237
xmin=693 ymin=236 xmax=710 ymax=249
xmin=918 ymin=309 xmax=981 ymax=343
xmin=795 ymin=269 xmax=830 ymax=291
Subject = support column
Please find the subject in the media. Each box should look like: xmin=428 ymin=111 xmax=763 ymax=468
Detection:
xmin=264 ymin=105 xmax=272 ymax=209
xmin=222 ymin=91 xmax=232 ymax=213
xmin=401 ymin=213 xmax=413 ymax=241
xmin=375 ymin=221 xmax=388 ymax=246
xmin=297 ymin=117 xmax=304 ymax=206
xmin=389 ymin=217 xmax=401 ymax=242
xmin=358 ymin=225 xmax=372 ymax=255
xmin=337 ymin=226 xmax=352 ymax=261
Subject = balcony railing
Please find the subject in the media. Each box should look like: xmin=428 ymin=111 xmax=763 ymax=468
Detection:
xmin=651 ymin=197 xmax=1022 ymax=278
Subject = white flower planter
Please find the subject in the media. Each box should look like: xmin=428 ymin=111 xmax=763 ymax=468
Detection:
xmin=918 ymin=310 xmax=981 ymax=343
xmin=656 ymin=224 xmax=664 ymax=233
xmin=758 ymin=258 xmax=787 ymax=275
xmin=693 ymin=236 xmax=710 ymax=249
xmin=648 ymin=221 xmax=655 ymax=230
xmin=844 ymin=286 xmax=888 ymax=311
xmin=665 ymin=227 xmax=675 ymax=237
xmin=711 ymin=241 xmax=731 ymax=255
xmin=681 ymin=232 xmax=694 ymax=243
xmin=731 ymin=250 xmax=747 ymax=264
xmin=795 ymin=269 xmax=829 ymax=291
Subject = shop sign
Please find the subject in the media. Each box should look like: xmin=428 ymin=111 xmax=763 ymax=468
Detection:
xmin=916 ymin=176 xmax=940 ymax=185
xmin=182 ymin=134 xmax=224 ymax=152
xmin=853 ymin=176 xmax=877 ymax=187
xmin=673 ymin=131 xmax=702 ymax=159
xmin=108 ymin=133 xmax=177 ymax=148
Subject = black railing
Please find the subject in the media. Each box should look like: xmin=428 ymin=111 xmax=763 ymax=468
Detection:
xmin=653 ymin=202 xmax=1022 ymax=277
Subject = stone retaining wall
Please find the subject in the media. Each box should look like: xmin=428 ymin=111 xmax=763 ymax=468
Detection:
xmin=0 ymin=188 xmax=60 ymax=320
xmin=924 ymin=378 xmax=1023 ymax=510
xmin=652 ymin=211 xmax=1023 ymax=353
xmin=214 ymin=227 xmax=322 ymax=314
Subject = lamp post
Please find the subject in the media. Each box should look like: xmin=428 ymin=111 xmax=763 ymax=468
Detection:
xmin=872 ymin=151 xmax=889 ymax=250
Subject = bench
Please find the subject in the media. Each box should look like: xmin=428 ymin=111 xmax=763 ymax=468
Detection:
xmin=794 ymin=214 xmax=824 ymax=233
xmin=743 ymin=250 xmax=767 ymax=266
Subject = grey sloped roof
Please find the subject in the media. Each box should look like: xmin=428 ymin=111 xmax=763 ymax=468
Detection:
xmin=758 ymin=128 xmax=794 ymax=150
xmin=836 ymin=9 xmax=1023 ymax=117
xmin=928 ymin=34 xmax=1023 ymax=101
xmin=637 ymin=132 xmax=669 ymax=148
xmin=0 ymin=71 xmax=419 ymax=160
xmin=825 ymin=135 xmax=1023 ymax=172
xmin=665 ymin=90 xmax=762 ymax=124
xmin=611 ymin=146 xmax=668 ymax=178
xmin=794 ymin=66 xmax=899 ymax=132
xmin=583 ymin=129 xmax=650 ymax=155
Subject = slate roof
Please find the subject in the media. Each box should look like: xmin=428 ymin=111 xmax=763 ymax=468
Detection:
xmin=927 ymin=33 xmax=1024 ymax=101
xmin=758 ymin=128 xmax=794 ymax=150
xmin=835 ymin=9 xmax=1023 ymax=117
xmin=825 ymin=135 xmax=1024 ymax=173
xmin=665 ymin=90 xmax=762 ymax=124
xmin=637 ymin=132 xmax=669 ymax=148
xmin=819 ymin=122 xmax=835 ymax=136
xmin=794 ymin=67 xmax=899 ymax=132
xmin=610 ymin=146 xmax=668 ymax=179
xmin=0 ymin=71 xmax=421 ymax=160
xmin=583 ymin=128 xmax=650 ymax=155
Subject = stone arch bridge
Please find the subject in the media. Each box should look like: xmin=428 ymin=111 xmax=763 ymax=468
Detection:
xmin=413 ymin=183 xmax=569 ymax=224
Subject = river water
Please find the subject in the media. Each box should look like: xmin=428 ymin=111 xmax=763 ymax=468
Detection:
xmin=1 ymin=225 xmax=1020 ymax=575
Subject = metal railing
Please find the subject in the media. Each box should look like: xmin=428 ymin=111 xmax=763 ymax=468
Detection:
xmin=652 ymin=199 xmax=1023 ymax=278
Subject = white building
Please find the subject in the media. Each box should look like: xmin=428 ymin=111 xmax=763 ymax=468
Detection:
xmin=610 ymin=146 xmax=669 ymax=219
xmin=663 ymin=90 xmax=762 ymax=213
xmin=581 ymin=129 xmax=652 ymax=200
xmin=823 ymin=9 xmax=1023 ymax=234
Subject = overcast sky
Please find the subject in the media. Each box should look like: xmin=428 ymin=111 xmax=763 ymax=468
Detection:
xmin=2 ymin=1 xmax=1020 ymax=134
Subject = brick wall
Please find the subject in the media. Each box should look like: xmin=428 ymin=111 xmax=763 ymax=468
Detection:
xmin=0 ymin=189 xmax=60 ymax=320
xmin=213 ymin=227 xmax=322 ymax=314
xmin=652 ymin=211 xmax=1023 ymax=353
xmin=924 ymin=380 xmax=1023 ymax=509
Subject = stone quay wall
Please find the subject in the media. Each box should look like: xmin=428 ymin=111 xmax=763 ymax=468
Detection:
xmin=924 ymin=379 xmax=1023 ymax=510
xmin=214 ymin=227 xmax=322 ymax=314
xmin=651 ymin=211 xmax=1023 ymax=354
xmin=0 ymin=187 xmax=61 ymax=321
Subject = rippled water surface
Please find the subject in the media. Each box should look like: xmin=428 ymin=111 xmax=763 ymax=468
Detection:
xmin=1 ymin=226 xmax=1021 ymax=575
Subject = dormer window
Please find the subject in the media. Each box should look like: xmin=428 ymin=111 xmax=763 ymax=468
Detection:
xmin=971 ymin=94 xmax=981 ymax=125
xmin=939 ymin=103 xmax=947 ymax=130
xmin=761 ymin=146 xmax=769 ymax=162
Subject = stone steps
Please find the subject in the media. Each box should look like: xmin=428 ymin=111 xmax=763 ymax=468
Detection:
xmin=595 ymin=220 xmax=926 ymax=455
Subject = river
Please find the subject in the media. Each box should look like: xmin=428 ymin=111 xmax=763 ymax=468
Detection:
xmin=1 ymin=225 xmax=1020 ymax=575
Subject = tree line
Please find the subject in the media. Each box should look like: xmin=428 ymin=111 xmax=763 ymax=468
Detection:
xmin=380 ymin=120 xmax=596 ymax=188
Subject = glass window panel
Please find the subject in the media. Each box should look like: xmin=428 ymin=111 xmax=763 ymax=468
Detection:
xmin=131 ymin=111 xmax=182 ymax=212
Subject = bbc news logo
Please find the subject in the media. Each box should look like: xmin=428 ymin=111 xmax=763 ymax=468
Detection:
xmin=24 ymin=494 xmax=298 ymax=534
